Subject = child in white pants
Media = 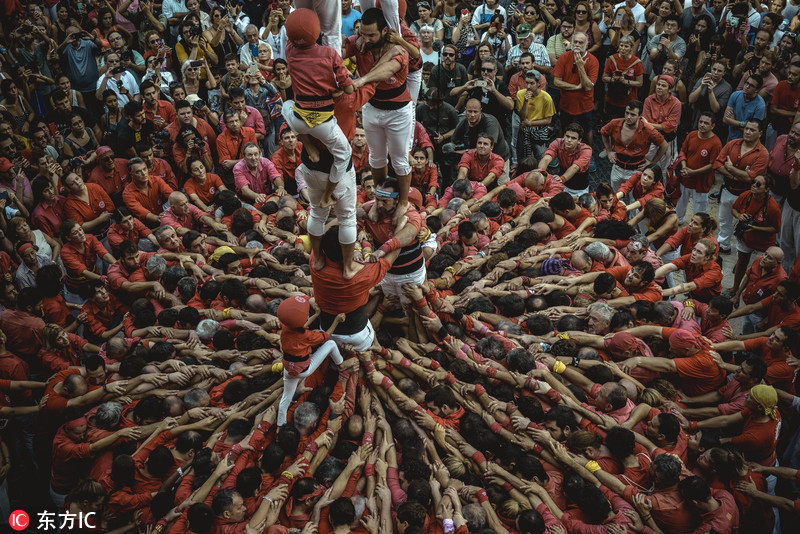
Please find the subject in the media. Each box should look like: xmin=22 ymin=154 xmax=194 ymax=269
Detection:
xmin=276 ymin=296 xmax=346 ymax=426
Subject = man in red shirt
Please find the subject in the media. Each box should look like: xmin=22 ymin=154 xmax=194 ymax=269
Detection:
xmin=601 ymin=100 xmax=668 ymax=192
xmin=87 ymin=146 xmax=130 ymax=200
xmin=136 ymin=142 xmax=178 ymax=191
xmin=714 ymin=119 xmax=769 ymax=253
xmin=217 ymin=111 xmax=258 ymax=178
xmin=676 ymin=111 xmax=722 ymax=224
xmin=732 ymin=246 xmax=787 ymax=333
xmin=270 ymin=128 xmax=307 ymax=201
xmin=728 ymin=279 xmax=800 ymax=336
xmin=538 ymin=123 xmax=592 ymax=195
xmin=552 ymin=31 xmax=598 ymax=148
xmin=679 ymin=477 xmax=740 ymax=534
xmin=0 ymin=287 xmax=45 ymax=360
xmin=140 ymin=80 xmax=176 ymax=132
xmin=122 ymin=158 xmax=175 ymax=228
xmin=350 ymin=127 xmax=370 ymax=174
xmin=345 ymin=8 xmax=414 ymax=216
xmin=455 ymin=133 xmax=505 ymax=187
xmin=360 ymin=178 xmax=426 ymax=306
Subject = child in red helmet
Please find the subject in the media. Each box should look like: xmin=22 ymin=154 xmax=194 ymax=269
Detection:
xmin=276 ymin=295 xmax=346 ymax=426
xmin=282 ymin=8 xmax=354 ymax=209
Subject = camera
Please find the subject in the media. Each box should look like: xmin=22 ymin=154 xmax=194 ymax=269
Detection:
xmin=193 ymin=99 xmax=206 ymax=110
xmin=734 ymin=215 xmax=755 ymax=238
xmin=190 ymin=60 xmax=203 ymax=68
xmin=194 ymin=137 xmax=206 ymax=148
xmin=120 ymin=51 xmax=132 ymax=63
xmin=475 ymin=80 xmax=488 ymax=87
xmin=730 ymin=17 xmax=740 ymax=27
xmin=112 ymin=66 xmax=126 ymax=75
xmin=189 ymin=25 xmax=202 ymax=37
xmin=69 ymin=157 xmax=84 ymax=167
xmin=153 ymin=130 xmax=170 ymax=150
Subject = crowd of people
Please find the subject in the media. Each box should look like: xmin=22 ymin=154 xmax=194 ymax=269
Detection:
xmin=2 ymin=0 xmax=800 ymax=533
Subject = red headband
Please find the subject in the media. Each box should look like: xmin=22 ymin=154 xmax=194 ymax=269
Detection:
xmin=16 ymin=242 xmax=34 ymax=254
xmin=65 ymin=416 xmax=87 ymax=429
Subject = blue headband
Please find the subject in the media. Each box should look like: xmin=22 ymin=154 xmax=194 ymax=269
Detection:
xmin=375 ymin=189 xmax=399 ymax=199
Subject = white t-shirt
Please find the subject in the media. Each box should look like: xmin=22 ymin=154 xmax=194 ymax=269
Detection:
xmin=615 ymin=1 xmax=646 ymax=26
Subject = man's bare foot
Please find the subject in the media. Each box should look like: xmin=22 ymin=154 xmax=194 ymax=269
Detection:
xmin=313 ymin=255 xmax=326 ymax=271
xmin=343 ymin=261 xmax=365 ymax=280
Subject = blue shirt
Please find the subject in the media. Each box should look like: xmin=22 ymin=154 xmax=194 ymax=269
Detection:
xmin=63 ymin=40 xmax=99 ymax=92
xmin=727 ymin=90 xmax=765 ymax=140
xmin=342 ymin=9 xmax=362 ymax=37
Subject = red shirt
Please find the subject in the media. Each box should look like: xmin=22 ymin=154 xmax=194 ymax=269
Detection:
xmin=217 ymin=126 xmax=257 ymax=164
xmin=544 ymin=138 xmax=592 ymax=174
xmin=553 ymin=51 xmax=599 ymax=114
xmin=713 ymin=139 xmax=770 ymax=195
xmin=665 ymin=227 xmax=719 ymax=256
xmin=731 ymin=408 xmax=780 ymax=466
xmin=281 ymin=328 xmax=330 ymax=377
xmin=60 ymin=234 xmax=109 ymax=280
xmin=732 ymin=191 xmax=782 ymax=251
xmin=0 ymin=351 xmax=30 ymax=382
xmin=82 ymin=294 xmax=125 ymax=338
xmin=742 ymin=260 xmax=788 ymax=305
xmin=143 ymin=100 xmax=177 ymax=128
xmin=270 ymin=142 xmax=304 ymax=188
xmin=145 ymin=158 xmax=179 ymax=191
xmin=87 ymin=159 xmax=130 ymax=196
xmin=438 ymin=180 xmax=488 ymax=208
xmin=692 ymin=489 xmax=739 ymax=534
xmin=769 ymin=80 xmax=800 ymax=133
xmin=42 ymin=294 xmax=71 ymax=327
xmin=51 ymin=425 xmax=94 ymax=493
xmin=184 ymin=173 xmax=224 ymax=205
xmin=310 ymin=257 xmax=392 ymax=315
xmin=107 ymin=219 xmax=152 ymax=253
xmin=38 ymin=332 xmax=86 ymax=374
xmin=351 ymin=145 xmax=370 ymax=174
xmin=457 ymin=150 xmax=505 ymax=182
xmin=31 ymin=196 xmax=67 ymax=237
xmin=671 ymin=254 xmax=723 ymax=302
xmin=64 ymin=183 xmax=115 ymax=226
xmin=233 ymin=157 xmax=281 ymax=196
xmin=606 ymin=265 xmax=662 ymax=302
xmin=603 ymin=53 xmax=644 ymax=106
xmin=672 ymin=349 xmax=727 ymax=396
xmin=123 ymin=176 xmax=174 ymax=219
xmin=411 ymin=166 xmax=439 ymax=192
xmin=600 ymin=118 xmax=665 ymax=165
xmin=0 ymin=309 xmax=44 ymax=360
xmin=345 ymin=36 xmax=410 ymax=105
xmin=643 ymin=93 xmax=681 ymax=135
xmin=743 ymin=337 xmax=795 ymax=394
xmin=285 ymin=42 xmax=353 ymax=102
xmin=679 ymin=131 xmax=723 ymax=192
xmin=617 ymin=171 xmax=665 ymax=205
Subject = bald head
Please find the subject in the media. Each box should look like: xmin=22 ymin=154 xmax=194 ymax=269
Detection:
xmin=525 ymin=171 xmax=546 ymax=192
xmin=531 ymin=222 xmax=551 ymax=243
xmin=766 ymin=246 xmax=784 ymax=263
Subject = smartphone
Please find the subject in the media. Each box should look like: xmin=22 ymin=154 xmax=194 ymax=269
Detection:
xmin=190 ymin=60 xmax=203 ymax=67
xmin=154 ymin=114 xmax=163 ymax=122
xmin=475 ymin=80 xmax=488 ymax=87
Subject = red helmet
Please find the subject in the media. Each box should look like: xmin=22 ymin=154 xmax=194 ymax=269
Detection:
xmin=285 ymin=8 xmax=320 ymax=47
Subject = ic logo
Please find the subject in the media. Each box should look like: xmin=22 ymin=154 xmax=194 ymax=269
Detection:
xmin=9 ymin=510 xmax=29 ymax=531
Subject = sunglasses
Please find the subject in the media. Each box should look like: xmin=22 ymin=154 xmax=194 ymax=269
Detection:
xmin=442 ymin=52 xmax=456 ymax=57
xmin=575 ymin=10 xmax=588 ymax=13
xmin=481 ymin=67 xmax=496 ymax=72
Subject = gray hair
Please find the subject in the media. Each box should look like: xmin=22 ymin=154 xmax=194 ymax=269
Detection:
xmin=498 ymin=320 xmax=523 ymax=336
xmin=127 ymin=157 xmax=146 ymax=171
xmin=469 ymin=212 xmax=489 ymax=225
xmin=587 ymin=302 xmax=615 ymax=323
xmin=196 ymin=318 xmax=220 ymax=341
xmin=94 ymin=402 xmax=123 ymax=430
xmin=629 ymin=234 xmax=650 ymax=251
xmin=145 ymin=255 xmax=167 ymax=277
xmin=585 ymin=241 xmax=611 ymax=261
xmin=266 ymin=298 xmax=282 ymax=316
xmin=620 ymin=34 xmax=636 ymax=46
xmin=447 ymin=197 xmax=467 ymax=212
xmin=462 ymin=503 xmax=487 ymax=531
xmin=316 ymin=457 xmax=345 ymax=485
xmin=242 ymin=141 xmax=260 ymax=155
xmin=294 ymin=402 xmax=321 ymax=431
xmin=184 ymin=388 xmax=210 ymax=409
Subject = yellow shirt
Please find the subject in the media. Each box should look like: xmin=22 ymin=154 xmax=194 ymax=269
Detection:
xmin=515 ymin=89 xmax=556 ymax=123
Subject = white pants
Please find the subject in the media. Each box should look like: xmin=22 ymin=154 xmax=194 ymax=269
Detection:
xmin=302 ymin=163 xmax=358 ymax=244
xmin=408 ymin=69 xmax=422 ymax=107
xmin=278 ymin=339 xmax=343 ymax=426
xmin=646 ymin=139 xmax=677 ymax=175
xmin=510 ymin=113 xmax=520 ymax=165
xmin=675 ymin=184 xmax=709 ymax=224
xmin=360 ymin=0 xmax=401 ymax=31
xmin=381 ymin=264 xmax=427 ymax=304
xmin=331 ymin=321 xmax=375 ymax=351
xmin=282 ymin=101 xmax=352 ymax=185
xmin=295 ymin=0 xmax=342 ymax=54
xmin=661 ymin=249 xmax=680 ymax=289
xmin=564 ymin=185 xmax=590 ymax=197
xmin=780 ymin=204 xmax=800 ymax=273
xmin=610 ymin=165 xmax=638 ymax=193
xmin=718 ymin=186 xmax=738 ymax=250
xmin=363 ymin=101 xmax=414 ymax=176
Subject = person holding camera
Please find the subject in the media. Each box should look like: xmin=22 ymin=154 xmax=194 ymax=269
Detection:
xmin=96 ymin=52 xmax=140 ymax=108
xmin=14 ymin=22 xmax=56 ymax=101
xmin=688 ymin=59 xmax=732 ymax=133
xmin=176 ymin=21 xmax=219 ymax=69
xmin=452 ymin=59 xmax=513 ymax=138
xmin=102 ymin=31 xmax=146 ymax=79
xmin=174 ymin=125 xmax=214 ymax=177
xmin=730 ymin=175 xmax=782 ymax=294
xmin=57 ymin=26 xmax=102 ymax=111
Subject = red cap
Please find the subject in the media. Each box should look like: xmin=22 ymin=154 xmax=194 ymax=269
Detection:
xmin=285 ymin=9 xmax=320 ymax=48
xmin=408 ymin=187 xmax=423 ymax=209
xmin=277 ymin=295 xmax=310 ymax=329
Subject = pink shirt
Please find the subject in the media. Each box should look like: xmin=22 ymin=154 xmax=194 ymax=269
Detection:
xmin=159 ymin=204 xmax=210 ymax=232
xmin=669 ymin=301 xmax=702 ymax=334
xmin=219 ymin=105 xmax=266 ymax=136
xmin=233 ymin=158 xmax=281 ymax=196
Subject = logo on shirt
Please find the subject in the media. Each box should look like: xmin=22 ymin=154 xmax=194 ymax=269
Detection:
xmin=98 ymin=201 xmax=106 ymax=209
xmin=701 ymin=149 xmax=709 ymax=157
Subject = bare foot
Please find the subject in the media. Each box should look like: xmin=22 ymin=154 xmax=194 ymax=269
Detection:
xmin=313 ymin=255 xmax=326 ymax=271
xmin=343 ymin=261 xmax=365 ymax=280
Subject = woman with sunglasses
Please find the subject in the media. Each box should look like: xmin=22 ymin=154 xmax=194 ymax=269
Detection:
xmin=411 ymin=1 xmax=444 ymax=41
xmin=574 ymin=1 xmax=602 ymax=54
xmin=519 ymin=4 xmax=546 ymax=44
xmin=182 ymin=58 xmax=217 ymax=102
xmin=467 ymin=43 xmax=505 ymax=81
xmin=206 ymin=7 xmax=243 ymax=62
